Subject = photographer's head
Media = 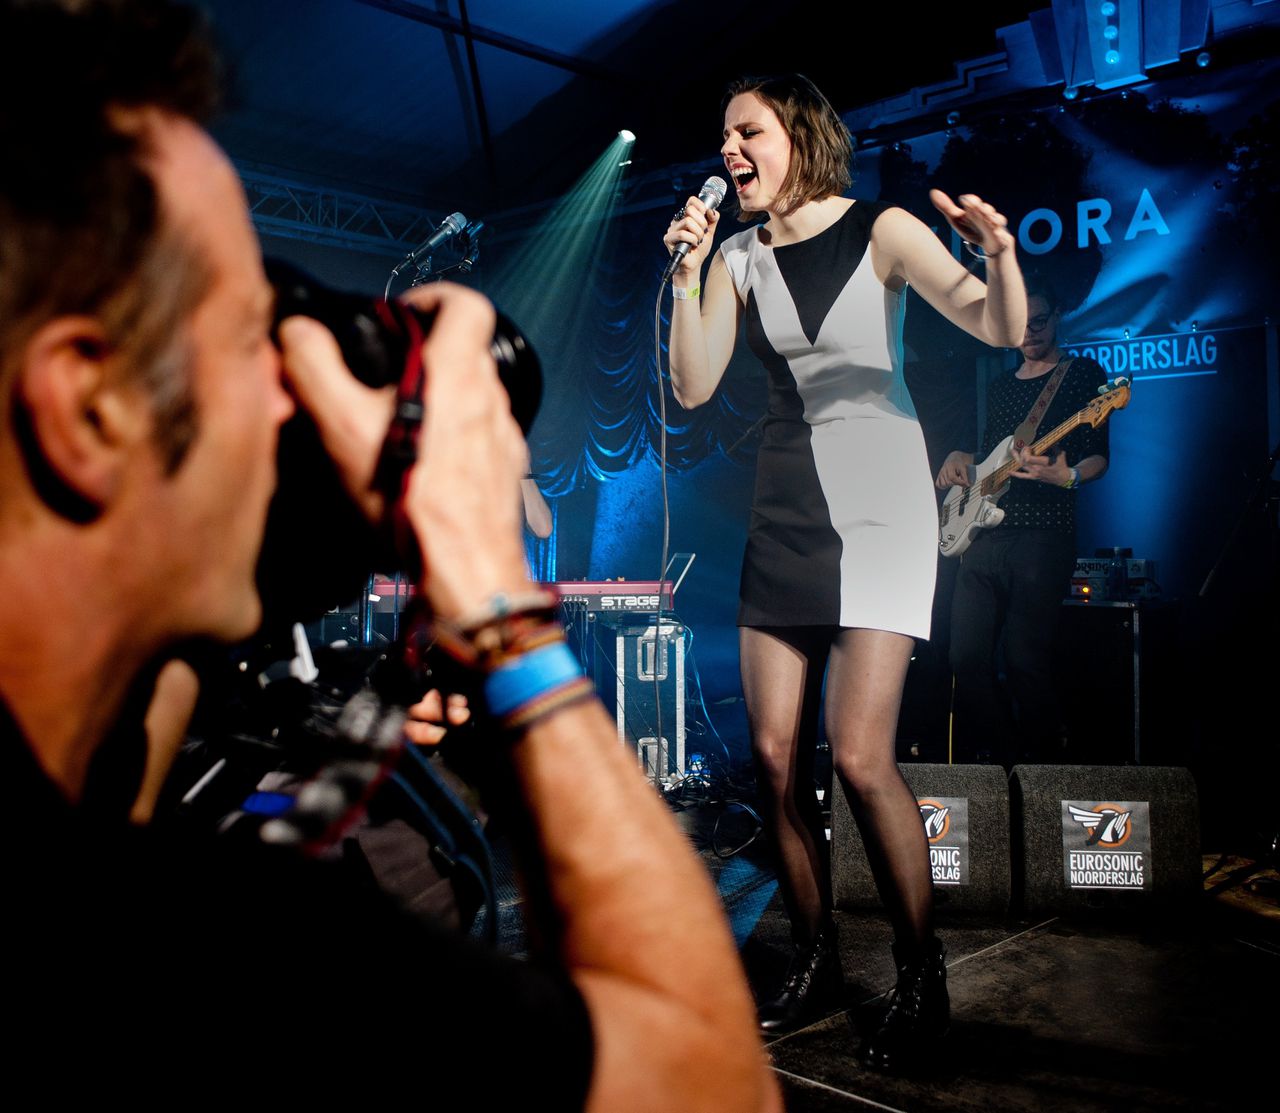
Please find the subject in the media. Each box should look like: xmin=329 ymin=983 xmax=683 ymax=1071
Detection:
xmin=1 ymin=0 xmax=223 ymax=468
xmin=0 ymin=0 xmax=291 ymax=647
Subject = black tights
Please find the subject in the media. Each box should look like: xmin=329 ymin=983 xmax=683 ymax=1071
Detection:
xmin=741 ymin=625 xmax=934 ymax=954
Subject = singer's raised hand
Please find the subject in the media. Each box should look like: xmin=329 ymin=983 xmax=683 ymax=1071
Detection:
xmin=664 ymin=194 xmax=720 ymax=280
xmin=928 ymin=190 xmax=1015 ymax=258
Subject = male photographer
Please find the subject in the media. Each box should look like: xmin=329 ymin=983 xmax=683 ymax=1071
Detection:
xmin=0 ymin=3 xmax=777 ymax=1109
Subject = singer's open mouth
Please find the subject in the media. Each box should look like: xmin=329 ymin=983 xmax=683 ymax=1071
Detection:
xmin=730 ymin=165 xmax=757 ymax=191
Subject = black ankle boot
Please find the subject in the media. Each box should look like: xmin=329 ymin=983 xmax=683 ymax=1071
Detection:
xmin=758 ymin=922 xmax=843 ymax=1033
xmin=863 ymin=937 xmax=949 ymax=1071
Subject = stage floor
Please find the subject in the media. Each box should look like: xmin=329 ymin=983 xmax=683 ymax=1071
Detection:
xmin=486 ymin=798 xmax=1277 ymax=1112
xmin=754 ymin=908 xmax=1274 ymax=1112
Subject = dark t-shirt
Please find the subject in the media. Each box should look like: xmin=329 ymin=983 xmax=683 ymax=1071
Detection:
xmin=2 ymin=697 xmax=594 ymax=1106
xmin=978 ymin=356 xmax=1109 ymax=534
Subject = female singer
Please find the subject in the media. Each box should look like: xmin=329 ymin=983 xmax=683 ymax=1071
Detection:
xmin=663 ymin=74 xmax=1025 ymax=1070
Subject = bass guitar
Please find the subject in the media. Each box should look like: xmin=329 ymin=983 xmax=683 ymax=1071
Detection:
xmin=938 ymin=378 xmax=1130 ymax=558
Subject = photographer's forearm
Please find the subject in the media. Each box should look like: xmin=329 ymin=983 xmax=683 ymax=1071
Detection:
xmin=507 ymin=698 xmax=778 ymax=1113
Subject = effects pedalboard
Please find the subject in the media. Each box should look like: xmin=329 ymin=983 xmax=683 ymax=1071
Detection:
xmin=1070 ymin=555 xmax=1159 ymax=602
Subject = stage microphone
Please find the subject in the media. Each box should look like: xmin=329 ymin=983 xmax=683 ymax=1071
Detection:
xmin=662 ymin=176 xmax=727 ymax=282
xmin=459 ymin=220 xmax=484 ymax=272
xmin=394 ymin=211 xmax=467 ymax=274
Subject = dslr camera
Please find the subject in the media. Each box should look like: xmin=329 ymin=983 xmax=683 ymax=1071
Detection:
xmin=255 ymin=260 xmax=542 ymax=639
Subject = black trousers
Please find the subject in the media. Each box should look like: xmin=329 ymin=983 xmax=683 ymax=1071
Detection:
xmin=948 ymin=528 xmax=1077 ymax=767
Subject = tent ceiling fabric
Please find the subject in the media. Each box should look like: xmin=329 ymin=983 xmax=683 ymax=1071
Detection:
xmin=204 ymin=0 xmax=1275 ymax=224
xmin=205 ymin=0 xmax=1046 ymax=209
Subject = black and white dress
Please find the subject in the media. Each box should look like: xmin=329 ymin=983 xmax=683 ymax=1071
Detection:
xmin=721 ymin=201 xmax=937 ymax=638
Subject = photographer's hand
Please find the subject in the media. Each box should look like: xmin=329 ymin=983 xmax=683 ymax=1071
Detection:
xmin=278 ymin=314 xmax=395 ymax=524
xmin=405 ymin=688 xmax=471 ymax=746
xmin=396 ymin=284 xmax=530 ymax=623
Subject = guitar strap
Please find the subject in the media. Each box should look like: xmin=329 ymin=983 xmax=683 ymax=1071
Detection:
xmin=1011 ymin=356 xmax=1071 ymax=452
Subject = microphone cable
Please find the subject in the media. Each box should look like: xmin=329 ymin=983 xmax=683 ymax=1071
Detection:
xmin=649 ymin=177 xmax=726 ymax=794
xmin=651 ymin=278 xmax=671 ymax=793
xmin=649 ymin=176 xmax=726 ymax=795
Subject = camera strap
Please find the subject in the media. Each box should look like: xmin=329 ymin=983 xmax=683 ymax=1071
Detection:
xmin=373 ymin=299 xmax=431 ymax=580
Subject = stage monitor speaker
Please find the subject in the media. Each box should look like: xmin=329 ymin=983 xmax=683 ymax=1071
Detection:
xmin=832 ymin=763 xmax=1011 ymax=918
xmin=1012 ymin=764 xmax=1200 ymax=917
xmin=594 ymin=620 xmax=686 ymax=779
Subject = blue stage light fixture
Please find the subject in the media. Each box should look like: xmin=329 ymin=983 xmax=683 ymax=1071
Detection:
xmin=619 ymin=129 xmax=636 ymax=144
xmin=1106 ymin=49 xmax=1120 ymax=65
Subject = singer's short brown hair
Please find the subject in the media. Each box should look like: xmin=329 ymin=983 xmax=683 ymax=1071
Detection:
xmin=723 ymin=73 xmax=852 ymax=219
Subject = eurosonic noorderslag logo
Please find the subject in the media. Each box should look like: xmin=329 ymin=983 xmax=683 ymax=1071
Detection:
xmin=1061 ymin=800 xmax=1151 ymax=890
xmin=919 ymin=797 xmax=968 ymax=887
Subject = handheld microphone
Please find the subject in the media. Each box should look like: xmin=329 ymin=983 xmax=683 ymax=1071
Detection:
xmin=394 ymin=211 xmax=467 ymax=274
xmin=662 ymin=176 xmax=727 ymax=282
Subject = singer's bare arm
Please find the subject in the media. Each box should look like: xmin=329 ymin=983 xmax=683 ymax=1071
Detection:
xmin=521 ymin=476 xmax=552 ymax=539
xmin=871 ymin=192 xmax=1026 ymax=349
xmin=663 ymin=196 xmax=741 ymax=409
xmin=282 ymin=283 xmax=780 ymax=1113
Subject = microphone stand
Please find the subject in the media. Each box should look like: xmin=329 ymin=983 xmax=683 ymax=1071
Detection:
xmin=384 ymin=214 xmax=476 ymax=299
xmin=398 ymin=226 xmax=481 ymax=290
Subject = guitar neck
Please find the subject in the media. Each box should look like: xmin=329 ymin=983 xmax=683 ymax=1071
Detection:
xmin=981 ymin=410 xmax=1088 ymax=494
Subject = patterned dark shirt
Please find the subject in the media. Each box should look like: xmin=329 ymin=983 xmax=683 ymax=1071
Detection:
xmin=977 ymin=356 xmax=1109 ymax=534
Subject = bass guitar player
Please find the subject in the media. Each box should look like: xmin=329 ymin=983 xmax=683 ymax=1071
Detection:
xmin=934 ymin=277 xmax=1110 ymax=767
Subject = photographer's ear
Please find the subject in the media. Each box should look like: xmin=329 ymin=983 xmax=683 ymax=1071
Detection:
xmin=15 ymin=316 xmax=151 ymax=514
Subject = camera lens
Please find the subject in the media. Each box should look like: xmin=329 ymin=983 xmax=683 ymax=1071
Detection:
xmin=266 ymin=259 xmax=541 ymax=433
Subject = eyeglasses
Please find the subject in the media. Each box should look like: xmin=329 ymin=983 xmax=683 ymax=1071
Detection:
xmin=1026 ymin=314 xmax=1053 ymax=332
